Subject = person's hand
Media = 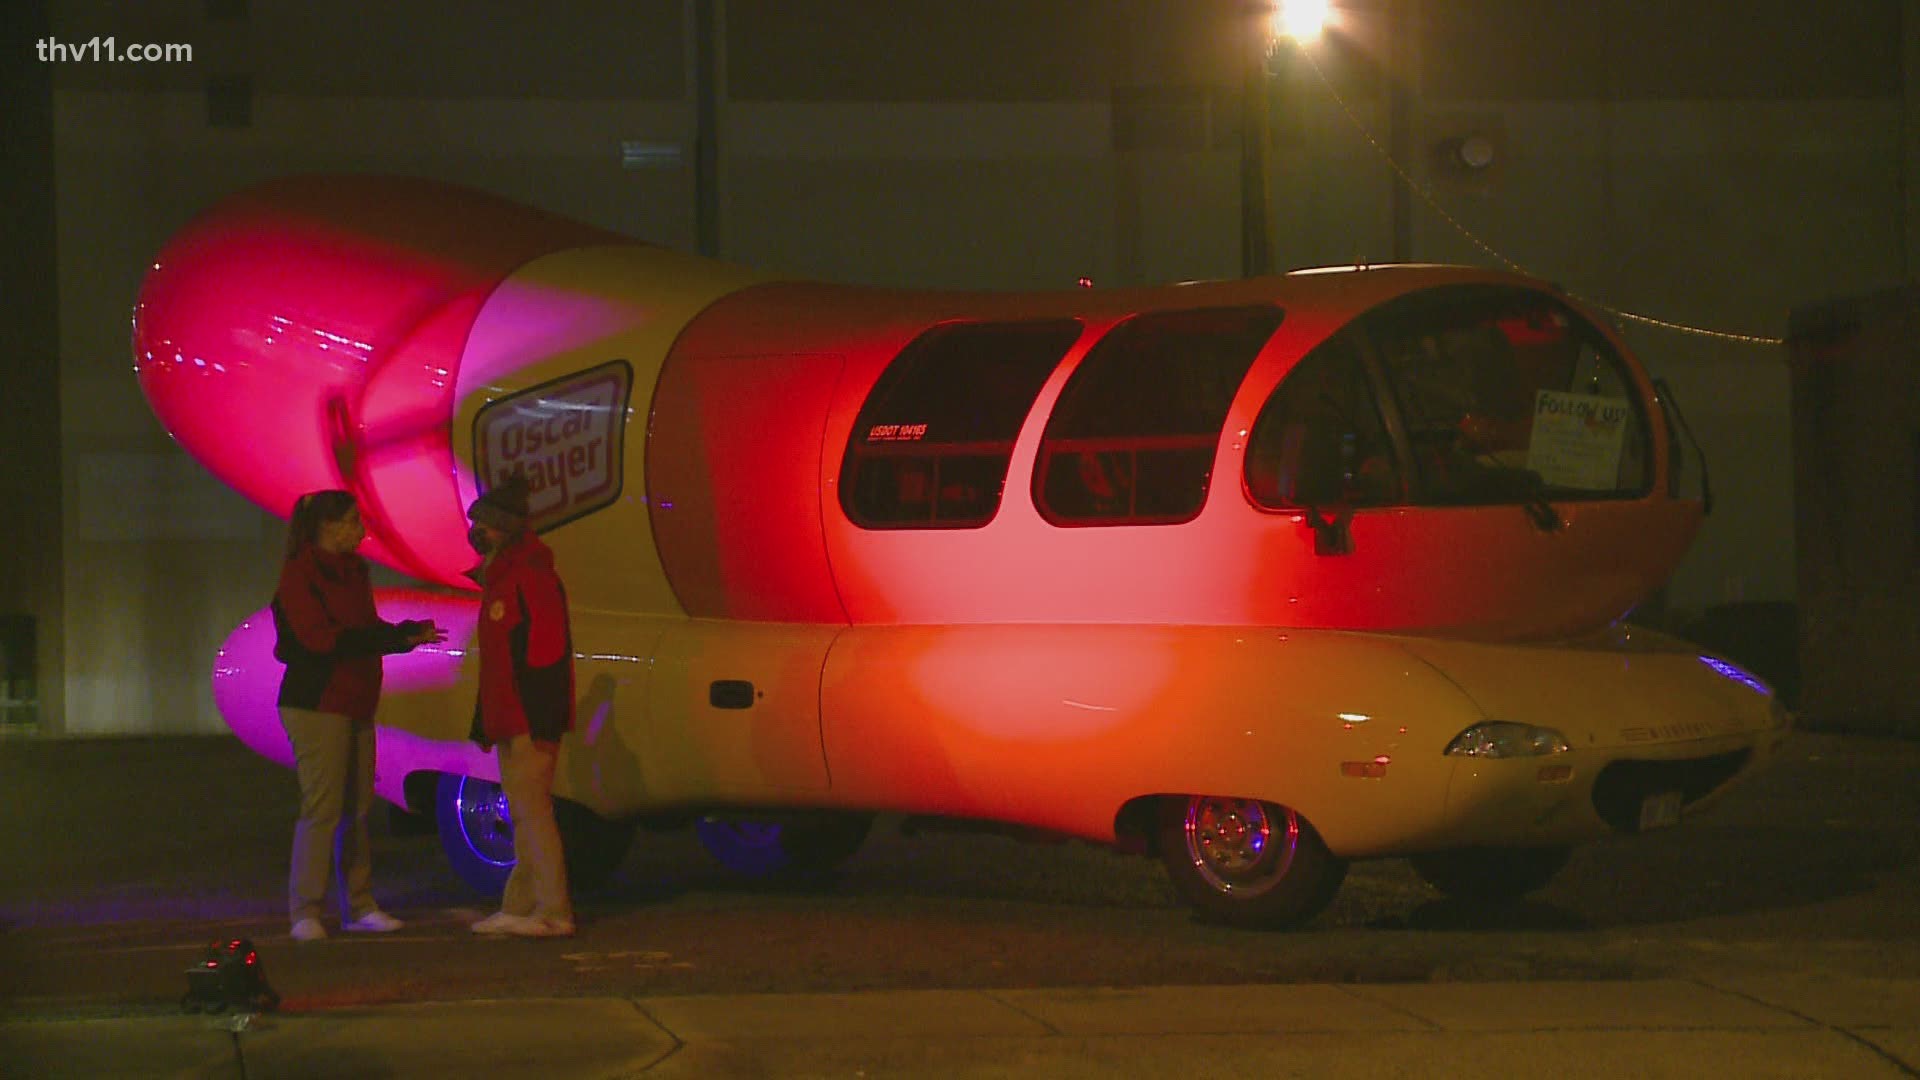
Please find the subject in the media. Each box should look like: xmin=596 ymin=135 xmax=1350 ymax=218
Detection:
xmin=408 ymin=621 xmax=448 ymax=646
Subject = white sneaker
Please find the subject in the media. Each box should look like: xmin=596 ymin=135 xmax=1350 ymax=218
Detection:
xmin=471 ymin=911 xmax=535 ymax=935
xmin=342 ymin=909 xmax=404 ymax=933
xmin=290 ymin=917 xmax=327 ymax=943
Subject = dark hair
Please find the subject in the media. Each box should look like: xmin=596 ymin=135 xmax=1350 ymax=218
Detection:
xmin=285 ymin=489 xmax=358 ymax=560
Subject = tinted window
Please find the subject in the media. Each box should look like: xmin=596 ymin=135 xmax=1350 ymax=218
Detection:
xmin=1365 ymin=286 xmax=1651 ymax=504
xmin=842 ymin=320 xmax=1079 ymax=529
xmin=1246 ymin=330 xmax=1403 ymax=509
xmin=1037 ymin=305 xmax=1281 ymax=525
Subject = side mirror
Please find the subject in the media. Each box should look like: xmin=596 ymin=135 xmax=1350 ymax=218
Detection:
xmin=1269 ymin=422 xmax=1356 ymax=556
xmin=1305 ymin=505 xmax=1354 ymax=556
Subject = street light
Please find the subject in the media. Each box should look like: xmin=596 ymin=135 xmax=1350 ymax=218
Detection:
xmin=1240 ymin=6 xmax=1278 ymax=279
xmin=1275 ymin=0 xmax=1329 ymax=43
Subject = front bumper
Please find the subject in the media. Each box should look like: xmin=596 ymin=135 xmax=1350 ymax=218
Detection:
xmin=1430 ymin=728 xmax=1784 ymax=850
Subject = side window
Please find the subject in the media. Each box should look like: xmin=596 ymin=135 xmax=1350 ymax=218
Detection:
xmin=1367 ymin=287 xmax=1651 ymax=505
xmin=1036 ymin=305 xmax=1281 ymax=525
xmin=1246 ymin=331 xmax=1402 ymax=509
xmin=841 ymin=320 xmax=1079 ymax=529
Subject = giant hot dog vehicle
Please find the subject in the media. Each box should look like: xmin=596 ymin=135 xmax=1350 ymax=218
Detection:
xmin=134 ymin=175 xmax=1787 ymax=927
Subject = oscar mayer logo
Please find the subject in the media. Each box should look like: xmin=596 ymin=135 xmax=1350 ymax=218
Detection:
xmin=472 ymin=360 xmax=632 ymax=532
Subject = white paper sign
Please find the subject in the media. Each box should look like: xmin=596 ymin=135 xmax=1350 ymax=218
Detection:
xmin=1525 ymin=390 xmax=1630 ymax=490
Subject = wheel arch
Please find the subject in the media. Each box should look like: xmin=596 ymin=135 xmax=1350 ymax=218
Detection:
xmin=403 ymin=769 xmax=442 ymax=817
xmin=1114 ymin=791 xmax=1343 ymax=860
xmin=1114 ymin=794 xmax=1171 ymax=856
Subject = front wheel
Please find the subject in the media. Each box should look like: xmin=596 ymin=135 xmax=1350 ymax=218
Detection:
xmin=694 ymin=812 xmax=874 ymax=880
xmin=1408 ymin=846 xmax=1571 ymax=904
xmin=433 ymin=773 xmax=635 ymax=895
xmin=1157 ymin=796 xmax=1347 ymax=929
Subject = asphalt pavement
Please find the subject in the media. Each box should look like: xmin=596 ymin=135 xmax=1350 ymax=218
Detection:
xmin=3 ymin=732 xmax=1918 ymax=1077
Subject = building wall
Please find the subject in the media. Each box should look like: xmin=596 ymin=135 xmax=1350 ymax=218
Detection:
xmin=49 ymin=0 xmax=693 ymax=734
xmin=1277 ymin=1 xmax=1905 ymax=614
xmin=1790 ymin=286 xmax=1920 ymax=735
xmin=37 ymin=0 xmax=1913 ymax=733
xmin=1 ymin=0 xmax=61 ymax=737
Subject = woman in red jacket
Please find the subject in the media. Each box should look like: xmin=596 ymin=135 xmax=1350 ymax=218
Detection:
xmin=274 ymin=490 xmax=443 ymax=943
xmin=462 ymin=473 xmax=578 ymax=938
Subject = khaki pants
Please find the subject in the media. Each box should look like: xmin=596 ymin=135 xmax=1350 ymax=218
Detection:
xmin=498 ymin=734 xmax=572 ymax=920
xmin=280 ymin=707 xmax=378 ymax=924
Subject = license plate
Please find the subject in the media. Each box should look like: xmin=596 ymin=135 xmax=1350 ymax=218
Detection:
xmin=1638 ymin=790 xmax=1683 ymax=831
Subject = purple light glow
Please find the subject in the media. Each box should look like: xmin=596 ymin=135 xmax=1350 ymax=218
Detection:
xmin=1697 ymin=655 xmax=1769 ymax=695
xmin=213 ymin=588 xmax=496 ymax=809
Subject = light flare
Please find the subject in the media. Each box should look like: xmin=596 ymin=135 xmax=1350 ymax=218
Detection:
xmin=1275 ymin=0 xmax=1330 ymax=43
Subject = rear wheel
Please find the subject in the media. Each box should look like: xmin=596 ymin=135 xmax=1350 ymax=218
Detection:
xmin=694 ymin=812 xmax=874 ymax=879
xmin=1409 ymin=846 xmax=1571 ymax=904
xmin=433 ymin=773 xmax=635 ymax=894
xmin=1157 ymin=795 xmax=1347 ymax=929
xmin=435 ymin=774 xmax=514 ymax=894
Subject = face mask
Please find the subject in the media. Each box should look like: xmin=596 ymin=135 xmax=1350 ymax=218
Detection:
xmin=467 ymin=525 xmax=493 ymax=555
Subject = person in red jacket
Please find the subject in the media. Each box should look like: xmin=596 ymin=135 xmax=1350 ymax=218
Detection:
xmin=273 ymin=490 xmax=444 ymax=943
xmin=462 ymin=472 xmax=578 ymax=938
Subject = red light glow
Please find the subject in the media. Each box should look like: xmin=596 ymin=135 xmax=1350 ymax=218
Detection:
xmin=134 ymin=175 xmax=619 ymax=588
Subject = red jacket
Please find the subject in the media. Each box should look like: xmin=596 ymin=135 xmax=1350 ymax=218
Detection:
xmin=472 ymin=532 xmax=574 ymax=746
xmin=274 ymin=547 xmax=420 ymax=722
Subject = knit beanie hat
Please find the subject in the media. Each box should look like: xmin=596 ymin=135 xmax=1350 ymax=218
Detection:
xmin=467 ymin=471 xmax=530 ymax=532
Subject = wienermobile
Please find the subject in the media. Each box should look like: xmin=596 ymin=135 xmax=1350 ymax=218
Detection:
xmin=135 ymin=175 xmax=1787 ymax=927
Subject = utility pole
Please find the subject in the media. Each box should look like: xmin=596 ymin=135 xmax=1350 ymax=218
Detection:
xmin=1243 ymin=2 xmax=1328 ymax=279
xmin=688 ymin=0 xmax=721 ymax=258
xmin=1240 ymin=9 xmax=1274 ymax=279
xmin=1388 ymin=0 xmax=1413 ymax=261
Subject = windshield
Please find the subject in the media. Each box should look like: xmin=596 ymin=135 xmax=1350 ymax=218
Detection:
xmin=1248 ymin=285 xmax=1652 ymax=510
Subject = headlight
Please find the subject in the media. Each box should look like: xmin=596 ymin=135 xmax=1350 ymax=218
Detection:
xmin=1445 ymin=721 xmax=1570 ymax=758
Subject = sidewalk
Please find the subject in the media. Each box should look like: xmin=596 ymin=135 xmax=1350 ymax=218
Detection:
xmin=7 ymin=976 xmax=1918 ymax=1078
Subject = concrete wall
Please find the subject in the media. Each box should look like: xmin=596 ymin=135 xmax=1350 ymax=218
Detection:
xmin=1 ymin=0 xmax=61 ymax=737
xmin=31 ymin=0 xmax=1914 ymax=733
xmin=1790 ymin=286 xmax=1920 ymax=735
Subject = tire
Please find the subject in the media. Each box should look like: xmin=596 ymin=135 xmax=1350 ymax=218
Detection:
xmin=435 ymin=773 xmax=515 ymax=894
xmin=1408 ymin=846 xmax=1571 ymax=904
xmin=694 ymin=811 xmax=874 ymax=879
xmin=433 ymin=773 xmax=635 ymax=895
xmin=1157 ymin=795 xmax=1347 ymax=929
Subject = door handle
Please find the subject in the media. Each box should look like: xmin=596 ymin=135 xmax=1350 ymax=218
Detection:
xmin=709 ymin=680 xmax=756 ymax=709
